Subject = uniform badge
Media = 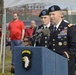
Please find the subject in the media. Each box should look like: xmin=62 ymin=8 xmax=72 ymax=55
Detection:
xmin=63 ymin=41 xmax=67 ymax=45
xmin=59 ymin=29 xmax=67 ymax=36
xmin=51 ymin=7 xmax=55 ymax=11
xmin=58 ymin=42 xmax=62 ymax=46
xmin=58 ymin=34 xmax=61 ymax=38
xmin=22 ymin=50 xmax=32 ymax=70
xmin=64 ymin=36 xmax=67 ymax=38
xmin=42 ymin=10 xmax=46 ymax=15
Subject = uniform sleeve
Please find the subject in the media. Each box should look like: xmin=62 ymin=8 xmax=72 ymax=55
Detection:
xmin=68 ymin=25 xmax=76 ymax=52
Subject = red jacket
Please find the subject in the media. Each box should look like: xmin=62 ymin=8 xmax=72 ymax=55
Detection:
xmin=25 ymin=27 xmax=34 ymax=37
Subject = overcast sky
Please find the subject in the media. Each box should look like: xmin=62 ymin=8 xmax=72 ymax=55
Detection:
xmin=45 ymin=4 xmax=76 ymax=10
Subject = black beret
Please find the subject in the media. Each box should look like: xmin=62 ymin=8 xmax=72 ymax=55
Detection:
xmin=48 ymin=5 xmax=61 ymax=13
xmin=39 ymin=9 xmax=49 ymax=17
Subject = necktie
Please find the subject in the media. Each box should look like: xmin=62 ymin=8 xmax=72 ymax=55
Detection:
xmin=53 ymin=26 xmax=56 ymax=32
xmin=53 ymin=26 xmax=56 ymax=36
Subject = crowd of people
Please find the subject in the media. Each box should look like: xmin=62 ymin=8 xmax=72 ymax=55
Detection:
xmin=7 ymin=5 xmax=76 ymax=75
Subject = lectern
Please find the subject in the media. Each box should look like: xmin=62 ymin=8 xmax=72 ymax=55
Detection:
xmin=14 ymin=46 xmax=68 ymax=75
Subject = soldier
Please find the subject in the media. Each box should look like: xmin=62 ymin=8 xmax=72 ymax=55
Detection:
xmin=48 ymin=5 xmax=76 ymax=75
xmin=32 ymin=9 xmax=51 ymax=48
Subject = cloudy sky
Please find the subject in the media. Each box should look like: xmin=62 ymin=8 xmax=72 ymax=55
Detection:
xmin=45 ymin=4 xmax=76 ymax=10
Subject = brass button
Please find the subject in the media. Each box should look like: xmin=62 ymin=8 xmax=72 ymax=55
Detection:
xmin=45 ymin=37 xmax=47 ymax=39
xmin=53 ymin=49 xmax=55 ymax=51
xmin=53 ymin=39 xmax=55 ymax=41
xmin=53 ymin=44 xmax=55 ymax=46
xmin=45 ymin=41 xmax=47 ymax=43
xmin=45 ymin=45 xmax=47 ymax=47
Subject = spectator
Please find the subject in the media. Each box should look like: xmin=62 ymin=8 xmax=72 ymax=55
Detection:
xmin=8 ymin=12 xmax=25 ymax=73
xmin=23 ymin=37 xmax=31 ymax=46
xmin=25 ymin=20 xmax=36 ymax=38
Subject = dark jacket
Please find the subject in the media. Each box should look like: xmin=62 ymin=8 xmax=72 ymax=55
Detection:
xmin=49 ymin=20 xmax=76 ymax=55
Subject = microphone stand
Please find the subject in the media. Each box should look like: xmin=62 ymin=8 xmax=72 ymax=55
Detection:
xmin=34 ymin=39 xmax=37 ymax=47
xmin=33 ymin=33 xmax=42 ymax=47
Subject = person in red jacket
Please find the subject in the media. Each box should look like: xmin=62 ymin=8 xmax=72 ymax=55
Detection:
xmin=8 ymin=12 xmax=25 ymax=73
xmin=25 ymin=20 xmax=36 ymax=37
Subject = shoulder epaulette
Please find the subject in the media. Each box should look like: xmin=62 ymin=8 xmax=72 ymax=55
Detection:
xmin=68 ymin=23 xmax=73 ymax=27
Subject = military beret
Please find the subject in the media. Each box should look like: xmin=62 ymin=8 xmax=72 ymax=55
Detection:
xmin=48 ymin=5 xmax=61 ymax=13
xmin=39 ymin=9 xmax=49 ymax=17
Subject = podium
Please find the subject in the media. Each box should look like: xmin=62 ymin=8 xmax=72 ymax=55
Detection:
xmin=14 ymin=46 xmax=68 ymax=75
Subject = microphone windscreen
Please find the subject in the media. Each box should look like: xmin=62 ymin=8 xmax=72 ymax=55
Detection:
xmin=42 ymin=28 xmax=50 ymax=35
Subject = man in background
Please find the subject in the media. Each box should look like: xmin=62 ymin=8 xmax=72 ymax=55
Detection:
xmin=25 ymin=20 xmax=36 ymax=38
xmin=8 ymin=12 xmax=25 ymax=73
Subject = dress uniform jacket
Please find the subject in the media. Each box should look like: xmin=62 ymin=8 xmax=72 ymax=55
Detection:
xmin=49 ymin=20 xmax=76 ymax=75
xmin=32 ymin=24 xmax=51 ymax=48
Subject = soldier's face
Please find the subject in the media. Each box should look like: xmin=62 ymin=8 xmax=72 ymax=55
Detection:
xmin=41 ymin=15 xmax=50 ymax=25
xmin=49 ymin=11 xmax=62 ymax=25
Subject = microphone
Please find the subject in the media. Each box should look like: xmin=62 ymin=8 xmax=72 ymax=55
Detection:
xmin=36 ymin=28 xmax=50 ymax=39
xmin=32 ymin=29 xmax=43 ymax=38
xmin=42 ymin=28 xmax=50 ymax=35
xmin=32 ymin=28 xmax=50 ymax=39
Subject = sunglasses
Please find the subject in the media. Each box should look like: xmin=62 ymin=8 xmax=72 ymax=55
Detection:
xmin=24 ymin=40 xmax=29 ymax=42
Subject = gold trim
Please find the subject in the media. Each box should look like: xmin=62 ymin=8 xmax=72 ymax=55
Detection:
xmin=22 ymin=50 xmax=31 ymax=54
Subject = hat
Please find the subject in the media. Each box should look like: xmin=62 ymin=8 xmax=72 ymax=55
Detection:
xmin=39 ymin=9 xmax=49 ymax=17
xmin=48 ymin=5 xmax=61 ymax=13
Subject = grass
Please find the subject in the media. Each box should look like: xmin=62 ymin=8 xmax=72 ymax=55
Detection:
xmin=0 ymin=46 xmax=13 ymax=75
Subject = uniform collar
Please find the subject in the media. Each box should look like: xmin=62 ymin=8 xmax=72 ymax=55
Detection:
xmin=54 ymin=20 xmax=62 ymax=29
xmin=44 ymin=22 xmax=51 ymax=28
